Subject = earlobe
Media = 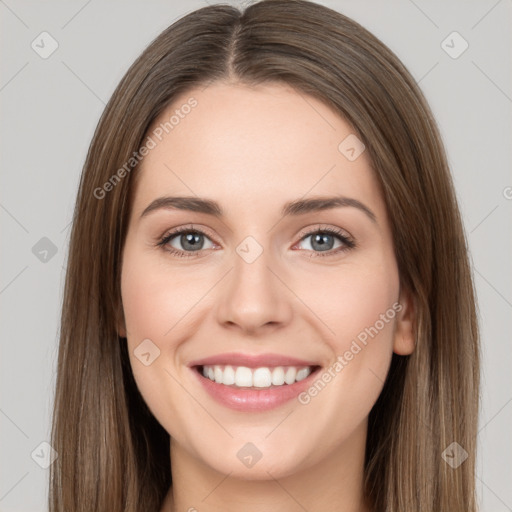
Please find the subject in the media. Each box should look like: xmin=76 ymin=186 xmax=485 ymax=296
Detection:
xmin=393 ymin=286 xmax=416 ymax=355
xmin=118 ymin=323 xmax=127 ymax=339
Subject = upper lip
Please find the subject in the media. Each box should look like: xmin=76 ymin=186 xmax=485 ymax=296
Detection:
xmin=188 ymin=352 xmax=320 ymax=369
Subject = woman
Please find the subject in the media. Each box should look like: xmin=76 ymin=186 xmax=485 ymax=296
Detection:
xmin=50 ymin=1 xmax=480 ymax=511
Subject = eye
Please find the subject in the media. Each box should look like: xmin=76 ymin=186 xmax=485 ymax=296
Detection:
xmin=157 ymin=225 xmax=356 ymax=258
xmin=157 ymin=226 xmax=216 ymax=258
xmin=294 ymin=226 xmax=355 ymax=258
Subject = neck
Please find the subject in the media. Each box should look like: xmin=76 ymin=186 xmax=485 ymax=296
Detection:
xmin=161 ymin=421 xmax=371 ymax=512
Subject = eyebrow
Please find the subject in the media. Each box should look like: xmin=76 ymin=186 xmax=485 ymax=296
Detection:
xmin=140 ymin=195 xmax=377 ymax=224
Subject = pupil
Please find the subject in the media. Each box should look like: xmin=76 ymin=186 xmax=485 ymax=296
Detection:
xmin=312 ymin=233 xmax=333 ymax=251
xmin=183 ymin=233 xmax=202 ymax=251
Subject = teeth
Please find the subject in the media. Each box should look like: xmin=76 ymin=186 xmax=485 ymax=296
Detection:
xmin=201 ymin=365 xmax=314 ymax=388
xmin=272 ymin=367 xmax=285 ymax=385
xmin=285 ymin=367 xmax=296 ymax=385
xmin=253 ymin=367 xmax=272 ymax=388
xmin=223 ymin=365 xmax=235 ymax=385
xmin=296 ymin=368 xmax=310 ymax=382
xmin=235 ymin=366 xmax=252 ymax=387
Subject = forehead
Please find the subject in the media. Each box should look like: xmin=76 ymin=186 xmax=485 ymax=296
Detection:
xmin=131 ymin=82 xmax=386 ymax=223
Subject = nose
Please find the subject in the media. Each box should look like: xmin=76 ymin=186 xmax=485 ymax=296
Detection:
xmin=215 ymin=246 xmax=293 ymax=335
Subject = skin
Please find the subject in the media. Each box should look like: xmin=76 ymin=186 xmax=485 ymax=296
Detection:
xmin=118 ymin=81 xmax=415 ymax=512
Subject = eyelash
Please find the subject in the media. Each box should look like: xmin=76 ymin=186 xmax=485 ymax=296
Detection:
xmin=156 ymin=225 xmax=356 ymax=259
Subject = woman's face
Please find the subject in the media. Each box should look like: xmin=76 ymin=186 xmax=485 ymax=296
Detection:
xmin=119 ymin=82 xmax=414 ymax=480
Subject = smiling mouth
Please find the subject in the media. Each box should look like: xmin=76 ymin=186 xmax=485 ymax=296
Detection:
xmin=195 ymin=364 xmax=321 ymax=389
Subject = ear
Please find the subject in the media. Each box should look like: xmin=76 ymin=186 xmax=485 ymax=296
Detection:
xmin=393 ymin=285 xmax=415 ymax=355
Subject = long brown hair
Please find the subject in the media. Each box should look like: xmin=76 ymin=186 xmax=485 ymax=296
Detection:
xmin=50 ymin=1 xmax=480 ymax=510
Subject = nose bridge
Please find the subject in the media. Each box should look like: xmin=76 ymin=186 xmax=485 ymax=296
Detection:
xmin=216 ymin=235 xmax=291 ymax=332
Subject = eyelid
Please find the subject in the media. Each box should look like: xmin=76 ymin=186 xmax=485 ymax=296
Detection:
xmin=159 ymin=224 xmax=219 ymax=243
xmin=295 ymin=223 xmax=353 ymax=243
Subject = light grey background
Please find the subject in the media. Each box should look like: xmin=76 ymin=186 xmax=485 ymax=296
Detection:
xmin=1 ymin=0 xmax=511 ymax=510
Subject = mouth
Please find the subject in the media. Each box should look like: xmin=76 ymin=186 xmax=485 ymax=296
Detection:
xmin=190 ymin=362 xmax=322 ymax=412
xmin=195 ymin=364 xmax=321 ymax=389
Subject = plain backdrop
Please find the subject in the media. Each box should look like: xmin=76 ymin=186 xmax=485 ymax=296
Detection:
xmin=1 ymin=1 xmax=511 ymax=510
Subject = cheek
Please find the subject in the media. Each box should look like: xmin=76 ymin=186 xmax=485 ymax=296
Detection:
xmin=300 ymin=259 xmax=399 ymax=351
xmin=121 ymin=249 xmax=206 ymax=347
xmin=339 ymin=274 xmax=397 ymax=350
xmin=120 ymin=274 xmax=207 ymax=444
xmin=120 ymin=251 xmax=193 ymax=422
xmin=294 ymin=260 xmax=399 ymax=411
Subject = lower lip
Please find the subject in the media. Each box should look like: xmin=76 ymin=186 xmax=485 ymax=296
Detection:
xmin=191 ymin=366 xmax=320 ymax=412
